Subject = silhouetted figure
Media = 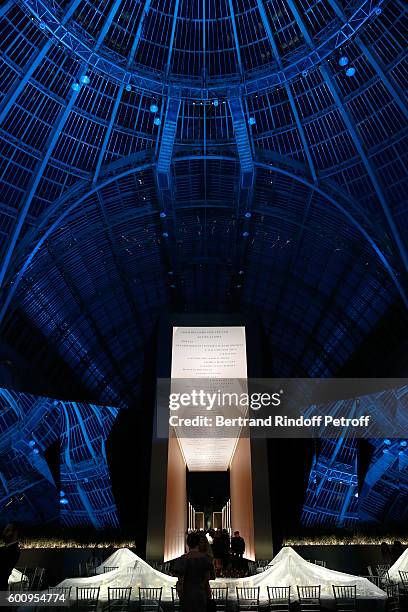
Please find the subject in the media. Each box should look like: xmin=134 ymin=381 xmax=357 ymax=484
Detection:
xmin=231 ymin=531 xmax=245 ymax=558
xmin=0 ymin=523 xmax=21 ymax=591
xmin=211 ymin=531 xmax=223 ymax=576
xmin=392 ymin=541 xmax=405 ymax=564
xmin=173 ymin=532 xmax=214 ymax=612
xmin=220 ymin=530 xmax=230 ymax=569
xmin=380 ymin=542 xmax=392 ymax=565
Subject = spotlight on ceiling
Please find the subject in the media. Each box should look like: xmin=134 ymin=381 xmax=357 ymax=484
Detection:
xmin=242 ymin=231 xmax=249 ymax=237
xmin=125 ymin=84 xmax=132 ymax=92
xmin=245 ymin=212 xmax=251 ymax=218
xmin=338 ymin=56 xmax=349 ymax=67
xmin=80 ymin=75 xmax=90 ymax=85
xmin=71 ymin=83 xmax=80 ymax=91
xmin=150 ymin=103 xmax=159 ymax=113
xmin=213 ymin=99 xmax=219 ymax=107
xmin=345 ymin=66 xmax=356 ymax=77
xmin=248 ymin=117 xmax=256 ymax=126
xmin=160 ymin=212 xmax=166 ymax=218
xmin=154 ymin=117 xmax=161 ymax=126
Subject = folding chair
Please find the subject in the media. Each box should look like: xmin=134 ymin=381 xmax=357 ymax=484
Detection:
xmin=75 ymin=586 xmax=100 ymax=612
xmin=332 ymin=585 xmax=357 ymax=612
xmin=138 ymin=587 xmax=162 ymax=612
xmin=210 ymin=587 xmax=228 ymax=611
xmin=297 ymin=585 xmax=321 ymax=612
xmin=107 ymin=587 xmax=132 ymax=612
xmin=236 ymin=586 xmax=260 ymax=611
xmin=267 ymin=586 xmax=291 ymax=612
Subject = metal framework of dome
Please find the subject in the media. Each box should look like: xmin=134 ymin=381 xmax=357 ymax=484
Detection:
xmin=0 ymin=0 xmax=406 ymax=406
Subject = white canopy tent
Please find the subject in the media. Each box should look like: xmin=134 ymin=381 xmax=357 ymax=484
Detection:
xmin=389 ymin=548 xmax=408 ymax=582
xmin=8 ymin=568 xmax=28 ymax=585
xmin=58 ymin=547 xmax=386 ymax=604
xmin=95 ymin=548 xmax=139 ymax=574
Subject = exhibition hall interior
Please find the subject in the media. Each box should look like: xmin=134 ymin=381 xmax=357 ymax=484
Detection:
xmin=0 ymin=0 xmax=408 ymax=608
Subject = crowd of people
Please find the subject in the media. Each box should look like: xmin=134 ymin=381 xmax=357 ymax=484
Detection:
xmin=172 ymin=530 xmax=246 ymax=612
xmin=184 ymin=529 xmax=246 ymax=577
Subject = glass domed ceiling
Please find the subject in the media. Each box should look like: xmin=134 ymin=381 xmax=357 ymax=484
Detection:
xmin=21 ymin=0 xmax=382 ymax=90
xmin=0 ymin=0 xmax=406 ymax=403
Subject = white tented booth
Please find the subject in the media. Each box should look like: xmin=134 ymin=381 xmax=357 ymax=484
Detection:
xmin=57 ymin=547 xmax=386 ymax=605
xmin=8 ymin=568 xmax=28 ymax=586
xmin=389 ymin=548 xmax=408 ymax=583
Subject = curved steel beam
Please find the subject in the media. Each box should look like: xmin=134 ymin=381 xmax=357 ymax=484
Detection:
xmin=326 ymin=0 xmax=407 ymax=118
xmin=255 ymin=0 xmax=317 ymax=182
xmin=0 ymin=83 xmax=82 ymax=288
xmin=0 ymin=0 xmax=83 ymax=123
xmin=1 ymin=152 xmax=406 ymax=327
xmin=284 ymin=0 xmax=408 ymax=277
xmin=227 ymin=0 xmax=243 ymax=76
xmin=16 ymin=0 xmax=385 ymax=98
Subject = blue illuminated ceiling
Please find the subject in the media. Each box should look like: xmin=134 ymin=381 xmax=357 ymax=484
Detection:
xmin=0 ymin=387 xmax=119 ymax=528
xmin=0 ymin=0 xmax=407 ymax=405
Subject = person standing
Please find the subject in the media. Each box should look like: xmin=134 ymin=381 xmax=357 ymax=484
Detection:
xmin=231 ymin=531 xmax=245 ymax=559
xmin=220 ymin=530 xmax=230 ymax=571
xmin=0 ymin=523 xmax=21 ymax=591
xmin=173 ymin=532 xmax=214 ymax=612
